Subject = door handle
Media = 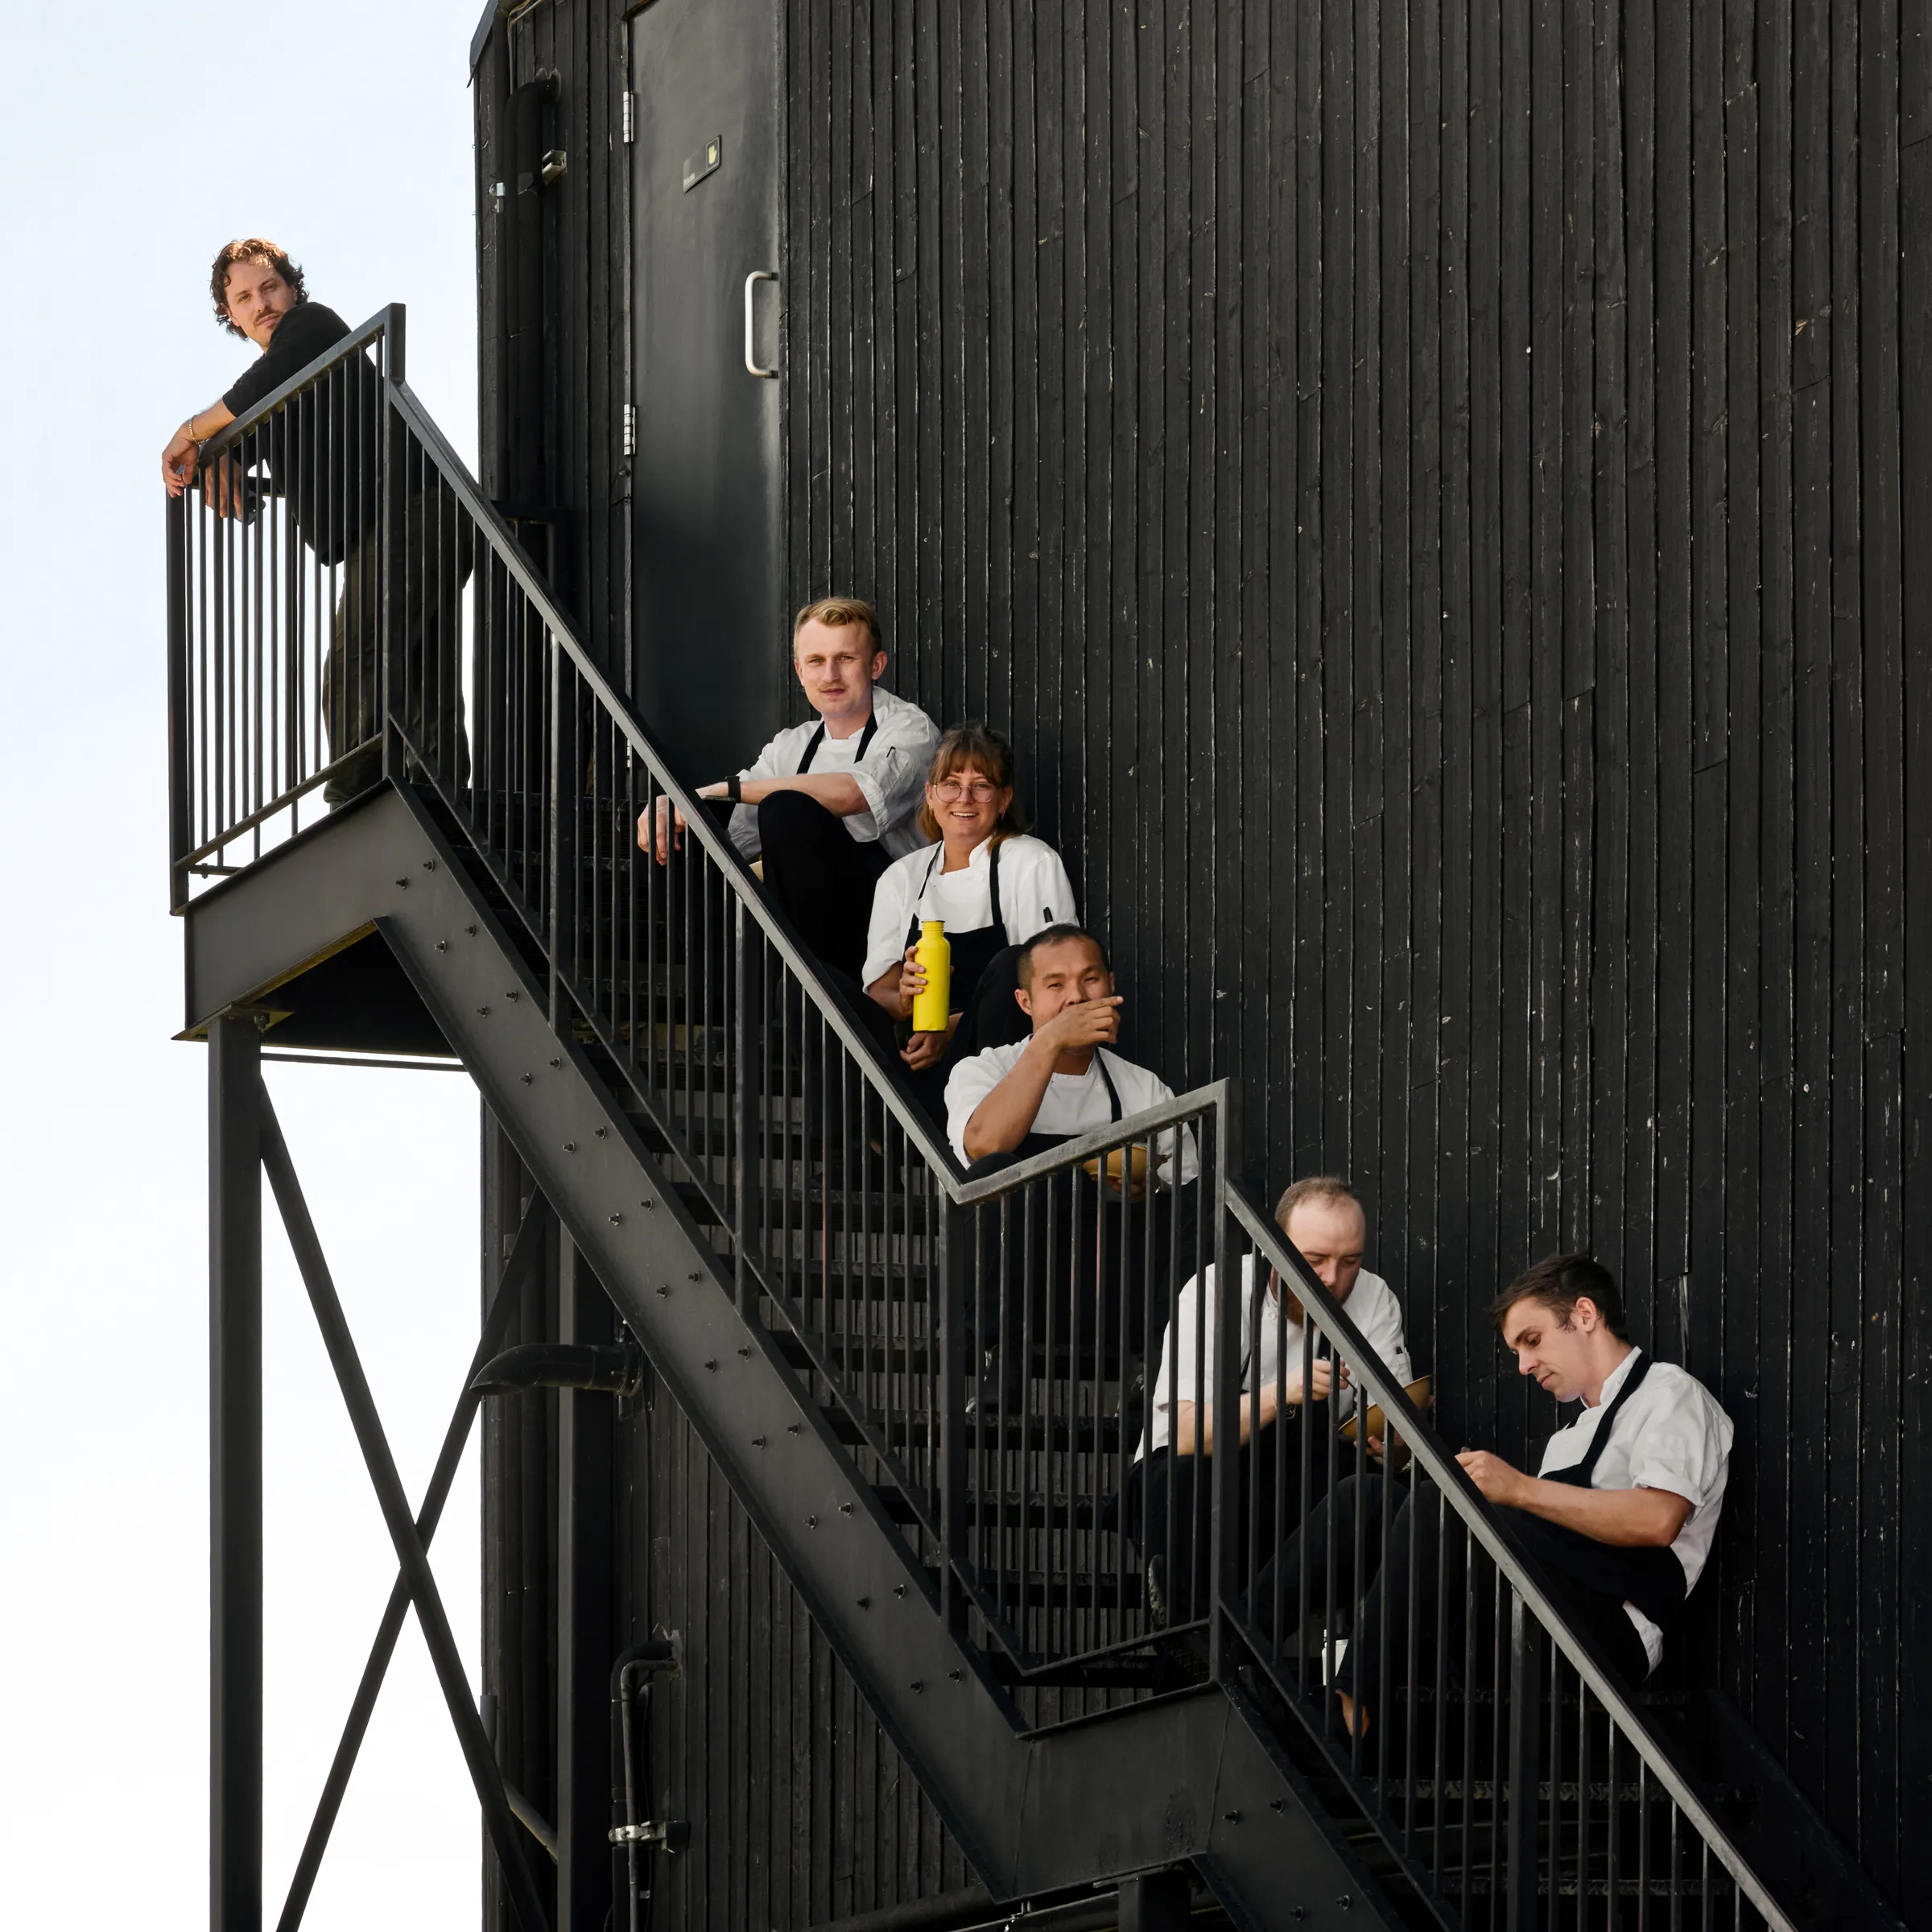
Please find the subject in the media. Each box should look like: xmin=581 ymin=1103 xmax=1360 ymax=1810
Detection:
xmin=744 ymin=270 xmax=778 ymax=378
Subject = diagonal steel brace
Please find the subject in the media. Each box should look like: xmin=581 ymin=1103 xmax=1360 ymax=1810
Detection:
xmin=258 ymin=1088 xmax=552 ymax=1932
xmin=274 ymin=1190 xmax=555 ymax=1932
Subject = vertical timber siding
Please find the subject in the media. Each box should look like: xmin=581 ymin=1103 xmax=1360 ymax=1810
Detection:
xmin=476 ymin=11 xmax=974 ymax=1923
xmin=780 ymin=2 xmax=1927 ymax=1916
xmin=617 ymin=1368 xmax=976 ymax=1929
xmin=473 ymin=0 xmax=1930 ymax=1918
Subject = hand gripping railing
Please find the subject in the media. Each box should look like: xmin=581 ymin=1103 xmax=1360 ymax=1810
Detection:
xmin=166 ymin=308 xmax=1795 ymax=1931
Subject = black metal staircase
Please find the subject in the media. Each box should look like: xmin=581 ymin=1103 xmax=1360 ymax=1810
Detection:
xmin=169 ymin=310 xmax=1873 ymax=1932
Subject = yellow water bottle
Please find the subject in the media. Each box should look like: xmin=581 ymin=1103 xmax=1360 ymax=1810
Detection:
xmin=911 ymin=919 xmax=952 ymax=1032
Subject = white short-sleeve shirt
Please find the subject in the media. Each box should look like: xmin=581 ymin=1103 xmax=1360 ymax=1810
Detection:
xmin=727 ymin=685 xmax=940 ymax=863
xmin=1143 ymin=1256 xmax=1412 ymax=1458
xmin=943 ymin=1043 xmax=1201 ymax=1184
xmin=861 ymin=832 xmax=1078 ymax=987
xmin=1536 ymin=1347 xmax=1734 ymax=1670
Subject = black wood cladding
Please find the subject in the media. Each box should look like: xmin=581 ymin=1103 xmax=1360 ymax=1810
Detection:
xmin=780 ymin=0 xmax=1926 ymax=1915
xmin=474 ymin=0 xmax=1931 ymax=1918
xmin=476 ymin=10 xmax=976 ymax=1923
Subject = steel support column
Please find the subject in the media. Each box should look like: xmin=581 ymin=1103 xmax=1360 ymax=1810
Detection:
xmin=556 ymin=1236 xmax=615 ymax=1931
xmin=209 ymin=1012 xmax=263 ymax=1932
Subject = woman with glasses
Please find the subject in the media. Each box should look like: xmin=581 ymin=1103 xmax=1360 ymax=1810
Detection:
xmin=861 ymin=723 xmax=1077 ymax=1110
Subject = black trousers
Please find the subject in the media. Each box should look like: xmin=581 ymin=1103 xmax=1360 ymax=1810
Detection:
xmin=1241 ymin=1455 xmax=1388 ymax=1644
xmin=1331 ymin=1477 xmax=1652 ymax=1710
xmin=1132 ymin=1421 xmax=1345 ymax=1625
xmin=756 ymin=791 xmax=890 ymax=981
xmin=326 ymin=482 xmax=473 ymax=803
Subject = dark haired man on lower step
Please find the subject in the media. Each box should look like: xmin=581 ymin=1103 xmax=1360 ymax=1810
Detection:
xmin=943 ymin=926 xmax=1200 ymax=1414
xmin=1311 ymin=1253 xmax=1732 ymax=1740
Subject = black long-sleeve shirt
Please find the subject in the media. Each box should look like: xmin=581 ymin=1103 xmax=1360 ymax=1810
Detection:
xmin=220 ymin=302 xmax=381 ymax=564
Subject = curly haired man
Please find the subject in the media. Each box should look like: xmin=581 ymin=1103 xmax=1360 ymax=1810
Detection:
xmin=161 ymin=240 xmax=467 ymax=805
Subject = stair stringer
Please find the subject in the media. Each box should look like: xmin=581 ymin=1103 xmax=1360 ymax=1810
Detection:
xmin=182 ymin=787 xmax=1410 ymax=1932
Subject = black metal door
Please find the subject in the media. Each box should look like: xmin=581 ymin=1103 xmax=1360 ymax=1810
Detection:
xmin=626 ymin=0 xmax=786 ymax=783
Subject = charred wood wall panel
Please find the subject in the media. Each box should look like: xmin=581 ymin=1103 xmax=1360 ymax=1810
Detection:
xmin=616 ymin=1369 xmax=975 ymax=1930
xmin=476 ymin=10 xmax=976 ymax=1922
xmin=479 ymin=1117 xmax=973 ymax=1930
xmin=475 ymin=0 xmax=630 ymax=654
xmin=470 ymin=0 xmax=1930 ymax=1918
xmin=778 ymin=2 xmax=1926 ymax=1916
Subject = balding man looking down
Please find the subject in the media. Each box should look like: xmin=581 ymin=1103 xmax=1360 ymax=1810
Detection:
xmin=1133 ymin=1177 xmax=1414 ymax=1627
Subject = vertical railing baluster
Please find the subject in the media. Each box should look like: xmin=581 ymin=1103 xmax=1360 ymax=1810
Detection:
xmin=938 ymin=1191 xmax=968 ymax=1641
xmin=195 ymin=481 xmax=208 ymax=858
xmin=1505 ymin=1589 xmax=1542 ymax=1932
xmin=1606 ymin=1717 xmax=1622 ymax=1929
xmin=1670 ymin=1799 xmax=1684 ymax=1932
xmin=1575 ymin=1670 xmax=1591 ymax=1932
xmin=1207 ymin=1100 xmax=1240 ymax=1686
xmin=732 ymin=899 xmax=757 ymax=1314
xmin=250 ymin=423 xmax=266 ymax=853
xmin=1637 ymin=1754 xmax=1653 ymax=1931
xmin=547 ymin=639 xmax=574 ymax=1032
xmin=167 ymin=499 xmax=192 ymax=910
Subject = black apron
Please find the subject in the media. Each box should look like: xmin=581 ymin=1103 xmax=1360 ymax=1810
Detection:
xmin=795 ymin=711 xmax=879 ymax=774
xmin=966 ymin=1053 xmax=1137 ymax=1368
xmin=1511 ymin=1352 xmax=1688 ymax=1629
xmin=1013 ymin=1051 xmax=1123 ymax=1159
xmin=902 ymin=839 xmax=1009 ymax=1017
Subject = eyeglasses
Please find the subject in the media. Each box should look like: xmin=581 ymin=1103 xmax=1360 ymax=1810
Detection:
xmin=931 ymin=778 xmax=1001 ymax=802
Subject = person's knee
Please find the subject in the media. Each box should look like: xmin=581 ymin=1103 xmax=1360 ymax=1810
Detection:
xmin=757 ymin=787 xmax=838 ymax=851
xmin=1389 ymin=1478 xmax=1449 ymax=1552
xmin=962 ymin=1148 xmax=1027 ymax=1183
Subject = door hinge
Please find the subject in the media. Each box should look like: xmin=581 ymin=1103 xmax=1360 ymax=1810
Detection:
xmin=621 ymin=90 xmax=634 ymax=142
xmin=621 ymin=402 xmax=637 ymax=460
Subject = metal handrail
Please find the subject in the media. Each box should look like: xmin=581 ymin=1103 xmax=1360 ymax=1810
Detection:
xmin=198 ymin=306 xmax=403 ymax=464
xmin=386 ymin=372 xmax=972 ymax=1179
xmin=1228 ymin=1190 xmax=1798 ymax=1931
xmin=167 ymin=311 xmax=1796 ymax=1930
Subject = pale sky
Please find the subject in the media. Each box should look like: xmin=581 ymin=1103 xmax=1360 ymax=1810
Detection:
xmin=2 ymin=5 xmax=502 ymax=1923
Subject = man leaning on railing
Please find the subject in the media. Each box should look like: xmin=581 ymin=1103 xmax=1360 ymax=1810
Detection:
xmin=1322 ymin=1253 xmax=1733 ymax=1740
xmin=160 ymin=237 xmax=469 ymax=805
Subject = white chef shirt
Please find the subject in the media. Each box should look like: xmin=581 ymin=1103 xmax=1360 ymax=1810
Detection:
xmin=1142 ymin=1257 xmax=1412 ymax=1459
xmin=861 ymin=833 xmax=1078 ymax=987
xmin=943 ymin=1043 xmax=1201 ymax=1185
xmin=727 ymin=685 xmax=940 ymax=863
xmin=1536 ymin=1346 xmax=1734 ymax=1671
